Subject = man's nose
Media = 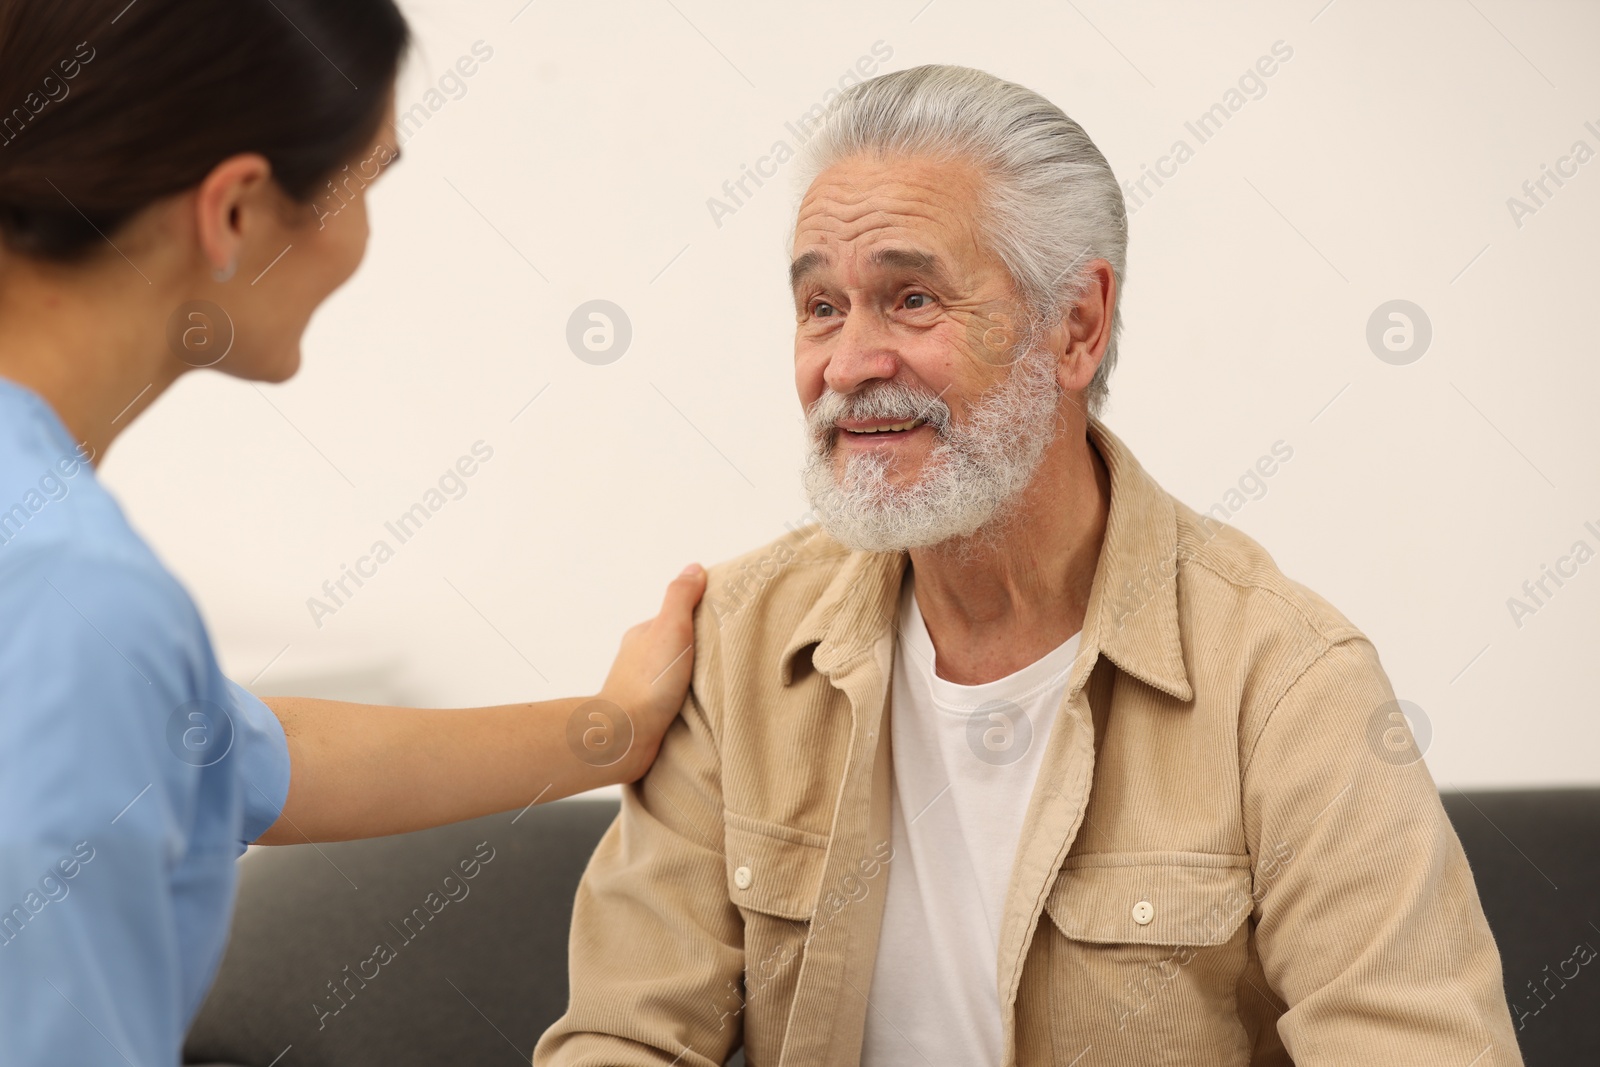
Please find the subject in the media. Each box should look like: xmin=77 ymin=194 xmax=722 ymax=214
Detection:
xmin=822 ymin=313 xmax=899 ymax=396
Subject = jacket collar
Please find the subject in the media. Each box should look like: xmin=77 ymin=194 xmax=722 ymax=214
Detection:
xmin=779 ymin=546 xmax=905 ymax=684
xmin=780 ymin=416 xmax=1193 ymax=703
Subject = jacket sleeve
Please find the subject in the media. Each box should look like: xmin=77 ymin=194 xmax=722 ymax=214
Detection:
xmin=535 ymin=610 xmax=744 ymax=1067
xmin=1240 ymin=635 xmax=1524 ymax=1066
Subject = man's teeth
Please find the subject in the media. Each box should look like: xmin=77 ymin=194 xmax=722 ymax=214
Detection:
xmin=849 ymin=419 xmax=924 ymax=434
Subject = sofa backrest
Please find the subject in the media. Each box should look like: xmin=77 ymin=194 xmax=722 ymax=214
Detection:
xmin=1438 ymin=789 xmax=1600 ymax=1065
xmin=186 ymin=790 xmax=1600 ymax=1065
xmin=184 ymin=798 xmax=618 ymax=1066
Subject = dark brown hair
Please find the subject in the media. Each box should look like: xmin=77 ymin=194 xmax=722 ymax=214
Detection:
xmin=0 ymin=0 xmax=409 ymax=260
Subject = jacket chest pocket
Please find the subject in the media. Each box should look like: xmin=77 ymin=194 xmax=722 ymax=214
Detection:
xmin=1037 ymin=852 xmax=1256 ymax=1066
xmin=722 ymin=812 xmax=830 ymax=1064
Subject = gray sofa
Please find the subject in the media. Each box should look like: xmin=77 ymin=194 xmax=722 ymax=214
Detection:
xmin=184 ymin=790 xmax=1600 ymax=1066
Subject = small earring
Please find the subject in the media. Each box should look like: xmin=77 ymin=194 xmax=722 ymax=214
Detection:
xmin=214 ymin=259 xmax=237 ymax=283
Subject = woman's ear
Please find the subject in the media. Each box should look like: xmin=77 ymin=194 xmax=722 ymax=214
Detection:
xmin=192 ymin=153 xmax=273 ymax=279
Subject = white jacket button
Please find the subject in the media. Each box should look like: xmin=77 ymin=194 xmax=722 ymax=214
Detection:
xmin=1132 ymin=900 xmax=1154 ymax=925
xmin=734 ymin=865 xmax=753 ymax=890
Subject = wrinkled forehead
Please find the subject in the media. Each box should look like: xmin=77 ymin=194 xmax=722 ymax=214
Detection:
xmin=789 ymin=153 xmax=995 ymax=279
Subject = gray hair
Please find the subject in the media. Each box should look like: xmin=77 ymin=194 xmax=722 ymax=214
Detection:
xmin=794 ymin=64 xmax=1127 ymax=418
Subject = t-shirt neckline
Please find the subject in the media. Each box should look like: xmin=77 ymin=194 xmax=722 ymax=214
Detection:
xmin=898 ymin=571 xmax=1083 ymax=714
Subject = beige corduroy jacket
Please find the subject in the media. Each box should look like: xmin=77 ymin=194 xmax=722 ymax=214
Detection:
xmin=535 ymin=416 xmax=1522 ymax=1067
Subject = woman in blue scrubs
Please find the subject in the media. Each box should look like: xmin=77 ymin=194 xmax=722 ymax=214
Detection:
xmin=0 ymin=1 xmax=706 ymax=1062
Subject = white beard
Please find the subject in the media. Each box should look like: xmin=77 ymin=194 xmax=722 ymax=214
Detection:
xmin=802 ymin=345 xmax=1061 ymax=552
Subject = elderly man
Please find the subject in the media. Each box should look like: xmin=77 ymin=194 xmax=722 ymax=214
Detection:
xmin=536 ymin=65 xmax=1520 ymax=1067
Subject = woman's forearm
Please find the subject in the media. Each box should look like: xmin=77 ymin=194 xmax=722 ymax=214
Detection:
xmin=254 ymin=695 xmax=639 ymax=844
xmin=253 ymin=565 xmax=705 ymax=845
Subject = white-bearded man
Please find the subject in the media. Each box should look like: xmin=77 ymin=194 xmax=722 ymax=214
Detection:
xmin=536 ymin=64 xmax=1520 ymax=1067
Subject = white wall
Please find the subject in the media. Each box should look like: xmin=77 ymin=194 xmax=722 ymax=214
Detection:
xmin=101 ymin=0 xmax=1599 ymax=788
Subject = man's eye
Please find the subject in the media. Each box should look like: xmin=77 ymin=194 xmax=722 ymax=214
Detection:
xmin=813 ymin=301 xmax=837 ymax=318
xmin=904 ymin=293 xmax=933 ymax=310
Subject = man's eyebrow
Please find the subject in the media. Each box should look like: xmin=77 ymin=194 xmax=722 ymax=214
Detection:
xmin=869 ymin=247 xmax=944 ymax=277
xmin=789 ymin=249 xmax=828 ymax=290
xmin=788 ymin=247 xmax=948 ymax=290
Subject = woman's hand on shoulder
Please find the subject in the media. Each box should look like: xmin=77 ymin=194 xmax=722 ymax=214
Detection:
xmin=597 ymin=564 xmax=707 ymax=783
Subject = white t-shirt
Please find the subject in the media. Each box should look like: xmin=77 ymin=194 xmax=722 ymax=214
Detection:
xmin=860 ymin=572 xmax=1082 ymax=1066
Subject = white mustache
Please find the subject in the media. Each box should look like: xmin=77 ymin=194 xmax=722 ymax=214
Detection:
xmin=800 ymin=344 xmax=1062 ymax=553
xmin=806 ymin=383 xmax=953 ymax=445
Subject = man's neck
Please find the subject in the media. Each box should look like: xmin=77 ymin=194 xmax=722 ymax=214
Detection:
xmin=907 ymin=421 xmax=1110 ymax=686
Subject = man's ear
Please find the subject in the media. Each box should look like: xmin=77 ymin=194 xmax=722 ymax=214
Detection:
xmin=1058 ymin=259 xmax=1116 ymax=394
xmin=192 ymin=153 xmax=273 ymax=277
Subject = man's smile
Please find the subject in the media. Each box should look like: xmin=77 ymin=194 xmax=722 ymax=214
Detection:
xmin=834 ymin=417 xmax=933 ymax=448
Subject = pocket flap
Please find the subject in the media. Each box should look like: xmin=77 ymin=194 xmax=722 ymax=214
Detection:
xmin=1044 ymin=852 xmax=1254 ymax=946
xmin=723 ymin=811 xmax=829 ymax=921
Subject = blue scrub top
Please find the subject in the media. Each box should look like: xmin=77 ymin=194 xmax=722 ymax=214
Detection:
xmin=0 ymin=378 xmax=291 ymax=1064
